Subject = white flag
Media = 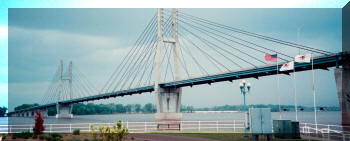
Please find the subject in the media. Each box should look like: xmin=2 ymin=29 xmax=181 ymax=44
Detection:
xmin=294 ymin=54 xmax=312 ymax=63
xmin=280 ymin=61 xmax=294 ymax=71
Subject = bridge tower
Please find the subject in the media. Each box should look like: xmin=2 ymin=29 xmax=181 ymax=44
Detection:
xmin=154 ymin=8 xmax=182 ymax=121
xmin=56 ymin=60 xmax=73 ymax=118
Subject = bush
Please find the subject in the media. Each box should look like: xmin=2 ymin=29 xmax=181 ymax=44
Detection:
xmin=45 ymin=135 xmax=53 ymax=141
xmin=33 ymin=134 xmax=38 ymax=139
xmin=49 ymin=133 xmax=62 ymax=138
xmin=84 ymin=139 xmax=90 ymax=141
xmin=74 ymin=139 xmax=82 ymax=141
xmin=39 ymin=135 xmax=46 ymax=140
xmin=73 ymin=129 xmax=80 ymax=135
xmin=12 ymin=131 xmax=33 ymax=139
xmin=0 ymin=134 xmax=6 ymax=140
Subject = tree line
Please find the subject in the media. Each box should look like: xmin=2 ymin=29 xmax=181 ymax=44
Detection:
xmin=194 ymin=104 xmax=340 ymax=112
xmin=71 ymin=103 xmax=157 ymax=115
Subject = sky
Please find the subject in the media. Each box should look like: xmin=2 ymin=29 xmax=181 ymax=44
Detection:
xmin=1 ymin=0 xmax=350 ymax=112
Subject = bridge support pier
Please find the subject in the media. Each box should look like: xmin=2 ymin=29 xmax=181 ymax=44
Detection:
xmin=40 ymin=109 xmax=48 ymax=117
xmin=56 ymin=104 xmax=73 ymax=118
xmin=155 ymin=87 xmax=182 ymax=121
xmin=335 ymin=68 xmax=350 ymax=126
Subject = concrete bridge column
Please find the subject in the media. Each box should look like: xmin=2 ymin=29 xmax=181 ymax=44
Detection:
xmin=155 ymin=87 xmax=182 ymax=121
xmin=336 ymin=2 xmax=350 ymax=126
xmin=40 ymin=109 xmax=48 ymax=117
xmin=56 ymin=104 xmax=73 ymax=118
xmin=335 ymin=66 xmax=350 ymax=125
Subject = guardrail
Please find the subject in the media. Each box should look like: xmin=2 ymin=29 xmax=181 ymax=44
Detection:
xmin=0 ymin=120 xmax=245 ymax=133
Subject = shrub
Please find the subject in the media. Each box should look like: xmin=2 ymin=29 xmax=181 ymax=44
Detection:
xmin=12 ymin=131 xmax=33 ymax=139
xmin=33 ymin=134 xmax=38 ymax=139
xmin=39 ymin=135 xmax=46 ymax=140
xmin=45 ymin=135 xmax=53 ymax=141
xmin=73 ymin=129 xmax=80 ymax=135
xmin=74 ymin=139 xmax=82 ymax=141
xmin=84 ymin=139 xmax=90 ymax=141
xmin=1 ymin=134 xmax=6 ymax=140
xmin=97 ymin=120 xmax=129 ymax=141
xmin=49 ymin=133 xmax=62 ymax=139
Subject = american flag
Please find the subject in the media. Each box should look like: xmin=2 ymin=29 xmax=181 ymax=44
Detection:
xmin=265 ymin=54 xmax=277 ymax=62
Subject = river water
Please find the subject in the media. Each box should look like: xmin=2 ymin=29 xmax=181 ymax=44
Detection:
xmin=1 ymin=111 xmax=340 ymax=125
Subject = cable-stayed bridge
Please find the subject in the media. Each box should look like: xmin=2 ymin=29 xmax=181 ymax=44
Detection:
xmin=8 ymin=9 xmax=350 ymax=124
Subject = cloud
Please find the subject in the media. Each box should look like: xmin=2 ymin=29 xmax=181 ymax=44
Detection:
xmin=0 ymin=25 xmax=7 ymax=41
xmin=0 ymin=83 xmax=8 ymax=107
xmin=8 ymin=26 xmax=130 ymax=84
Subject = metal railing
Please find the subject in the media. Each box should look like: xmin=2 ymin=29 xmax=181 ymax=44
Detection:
xmin=0 ymin=120 xmax=245 ymax=133
xmin=300 ymin=122 xmax=350 ymax=141
xmin=2 ymin=121 xmax=349 ymax=141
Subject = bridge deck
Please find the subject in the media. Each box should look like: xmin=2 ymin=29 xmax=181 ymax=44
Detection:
xmin=9 ymin=52 xmax=349 ymax=114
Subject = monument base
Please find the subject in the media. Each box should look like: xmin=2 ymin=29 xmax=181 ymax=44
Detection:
xmin=155 ymin=112 xmax=182 ymax=121
xmin=55 ymin=114 xmax=73 ymax=119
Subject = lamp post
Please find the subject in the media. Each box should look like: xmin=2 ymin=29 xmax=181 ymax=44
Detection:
xmin=240 ymin=79 xmax=251 ymax=137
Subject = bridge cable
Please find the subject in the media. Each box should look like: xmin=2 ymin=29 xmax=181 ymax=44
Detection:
xmin=178 ymin=12 xmax=332 ymax=55
xmin=180 ymin=20 xmax=268 ymax=65
xmin=179 ymin=15 xmax=293 ymax=61
xmin=118 ymin=14 xmax=174 ymax=89
xmin=178 ymin=37 xmax=209 ymax=76
xmin=179 ymin=31 xmax=231 ymax=73
xmin=179 ymin=24 xmax=244 ymax=69
xmin=102 ymin=14 xmax=158 ymax=93
xmin=109 ymin=16 xmax=158 ymax=91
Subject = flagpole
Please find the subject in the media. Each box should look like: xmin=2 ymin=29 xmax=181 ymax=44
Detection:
xmin=311 ymin=54 xmax=318 ymax=133
xmin=276 ymin=54 xmax=281 ymax=120
xmin=293 ymin=64 xmax=298 ymax=121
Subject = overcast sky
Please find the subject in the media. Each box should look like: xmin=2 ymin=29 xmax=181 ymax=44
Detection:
xmin=6 ymin=8 xmax=344 ymax=111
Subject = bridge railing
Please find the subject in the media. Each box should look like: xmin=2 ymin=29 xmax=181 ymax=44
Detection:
xmin=0 ymin=120 xmax=245 ymax=133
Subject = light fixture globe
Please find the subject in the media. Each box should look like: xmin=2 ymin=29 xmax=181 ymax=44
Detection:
xmin=247 ymin=82 xmax=251 ymax=88
xmin=239 ymin=82 xmax=244 ymax=87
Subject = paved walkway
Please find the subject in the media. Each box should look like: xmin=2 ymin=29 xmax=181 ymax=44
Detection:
xmin=129 ymin=133 xmax=219 ymax=141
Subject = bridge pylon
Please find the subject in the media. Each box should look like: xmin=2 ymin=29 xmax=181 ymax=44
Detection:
xmin=154 ymin=8 xmax=182 ymax=122
xmin=56 ymin=60 xmax=74 ymax=118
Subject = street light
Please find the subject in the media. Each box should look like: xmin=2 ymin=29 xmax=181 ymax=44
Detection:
xmin=239 ymin=79 xmax=251 ymax=137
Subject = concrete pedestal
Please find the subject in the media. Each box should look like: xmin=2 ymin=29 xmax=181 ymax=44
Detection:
xmin=56 ymin=104 xmax=73 ymax=118
xmin=334 ymin=68 xmax=350 ymax=125
xmin=155 ymin=87 xmax=182 ymax=121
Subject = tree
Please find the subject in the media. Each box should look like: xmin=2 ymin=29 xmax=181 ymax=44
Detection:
xmin=135 ymin=104 xmax=141 ymax=113
xmin=33 ymin=111 xmax=45 ymax=134
xmin=115 ymin=104 xmax=126 ymax=113
xmin=125 ymin=104 xmax=132 ymax=113
xmin=0 ymin=107 xmax=7 ymax=117
xmin=143 ymin=103 xmax=155 ymax=113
